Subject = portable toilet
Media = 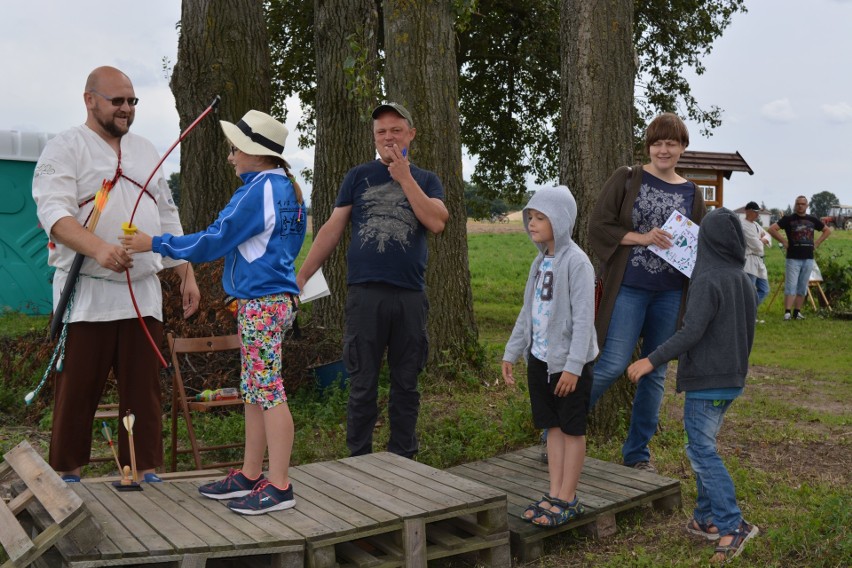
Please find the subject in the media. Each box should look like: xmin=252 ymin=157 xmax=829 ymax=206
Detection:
xmin=0 ymin=130 xmax=55 ymax=315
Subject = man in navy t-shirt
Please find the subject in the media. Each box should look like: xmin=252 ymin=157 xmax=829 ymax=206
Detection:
xmin=768 ymin=195 xmax=832 ymax=320
xmin=297 ymin=102 xmax=448 ymax=458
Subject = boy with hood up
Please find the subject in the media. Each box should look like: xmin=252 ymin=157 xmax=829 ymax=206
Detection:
xmin=502 ymin=186 xmax=599 ymax=527
xmin=628 ymin=207 xmax=759 ymax=563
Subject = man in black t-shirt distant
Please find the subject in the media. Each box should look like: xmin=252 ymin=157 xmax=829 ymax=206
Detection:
xmin=767 ymin=195 xmax=832 ymax=320
xmin=297 ymin=102 xmax=448 ymax=458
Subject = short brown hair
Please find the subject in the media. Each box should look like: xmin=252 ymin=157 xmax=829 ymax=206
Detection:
xmin=644 ymin=113 xmax=689 ymax=154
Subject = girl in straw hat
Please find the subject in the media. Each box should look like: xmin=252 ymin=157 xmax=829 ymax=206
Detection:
xmin=122 ymin=110 xmax=305 ymax=515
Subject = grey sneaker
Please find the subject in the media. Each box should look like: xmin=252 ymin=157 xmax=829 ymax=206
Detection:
xmin=631 ymin=461 xmax=658 ymax=474
xmin=795 ymin=312 xmax=805 ymax=320
xmin=783 ymin=312 xmax=792 ymax=321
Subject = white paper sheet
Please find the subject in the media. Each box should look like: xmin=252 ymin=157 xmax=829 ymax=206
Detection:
xmin=299 ymin=267 xmax=331 ymax=303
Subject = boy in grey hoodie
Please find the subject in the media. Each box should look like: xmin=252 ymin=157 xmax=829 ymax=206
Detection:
xmin=503 ymin=186 xmax=599 ymax=527
xmin=628 ymin=207 xmax=758 ymax=563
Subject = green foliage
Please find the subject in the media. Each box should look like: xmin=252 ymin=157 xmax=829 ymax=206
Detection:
xmin=342 ymin=27 xmax=382 ymax=122
xmin=816 ymin=249 xmax=852 ymax=308
xmin=464 ymin=181 xmax=509 ymax=221
xmin=809 ymin=190 xmax=839 ymax=218
xmin=168 ymin=171 xmax=181 ymax=207
xmin=266 ymin=0 xmax=316 ymax=149
xmin=266 ymin=0 xmax=746 ymax=201
xmin=633 ymin=0 xmax=746 ymax=136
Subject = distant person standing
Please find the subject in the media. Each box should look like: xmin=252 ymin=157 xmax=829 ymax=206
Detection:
xmin=767 ymin=196 xmax=832 ymax=320
xmin=296 ymin=102 xmax=448 ymax=458
xmin=740 ymin=202 xmax=770 ymax=309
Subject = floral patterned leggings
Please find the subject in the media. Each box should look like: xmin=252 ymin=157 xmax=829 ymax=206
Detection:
xmin=236 ymin=293 xmax=297 ymax=410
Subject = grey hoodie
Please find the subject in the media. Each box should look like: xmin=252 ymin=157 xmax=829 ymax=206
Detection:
xmin=503 ymin=186 xmax=599 ymax=376
xmin=648 ymin=207 xmax=757 ymax=391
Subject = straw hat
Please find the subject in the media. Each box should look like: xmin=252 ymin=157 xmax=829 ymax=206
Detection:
xmin=220 ymin=110 xmax=288 ymax=158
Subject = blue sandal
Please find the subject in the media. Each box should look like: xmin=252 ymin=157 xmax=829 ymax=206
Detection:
xmin=521 ymin=494 xmax=555 ymax=521
xmin=530 ymin=496 xmax=584 ymax=528
xmin=710 ymin=521 xmax=759 ymax=563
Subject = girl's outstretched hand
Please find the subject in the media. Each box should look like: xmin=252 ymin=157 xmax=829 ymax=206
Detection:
xmin=120 ymin=231 xmax=154 ymax=254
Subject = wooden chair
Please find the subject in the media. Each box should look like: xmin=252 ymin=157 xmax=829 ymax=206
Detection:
xmin=167 ymin=332 xmax=244 ymax=472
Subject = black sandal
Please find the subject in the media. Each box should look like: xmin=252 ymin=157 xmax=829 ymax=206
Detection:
xmin=685 ymin=518 xmax=720 ymax=541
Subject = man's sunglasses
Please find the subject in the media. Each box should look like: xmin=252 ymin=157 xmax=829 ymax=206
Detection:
xmin=89 ymin=89 xmax=139 ymax=107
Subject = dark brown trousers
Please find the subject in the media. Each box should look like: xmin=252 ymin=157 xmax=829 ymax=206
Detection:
xmin=49 ymin=318 xmax=164 ymax=472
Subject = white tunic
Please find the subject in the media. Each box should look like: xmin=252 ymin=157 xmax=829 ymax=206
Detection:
xmin=32 ymin=125 xmax=186 ymax=322
xmin=739 ymin=217 xmax=768 ymax=280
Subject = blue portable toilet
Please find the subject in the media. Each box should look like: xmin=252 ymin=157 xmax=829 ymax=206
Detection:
xmin=0 ymin=130 xmax=55 ymax=315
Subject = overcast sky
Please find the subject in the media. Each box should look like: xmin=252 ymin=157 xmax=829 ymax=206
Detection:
xmin=2 ymin=0 xmax=850 ymax=211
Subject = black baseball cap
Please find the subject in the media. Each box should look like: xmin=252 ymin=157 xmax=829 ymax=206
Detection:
xmin=745 ymin=201 xmax=760 ymax=211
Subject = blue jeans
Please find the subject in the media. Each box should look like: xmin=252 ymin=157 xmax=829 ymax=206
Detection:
xmin=684 ymin=398 xmax=742 ymax=535
xmin=784 ymin=258 xmax=814 ymax=296
xmin=591 ymin=285 xmax=682 ymax=465
xmin=747 ymin=274 xmax=769 ymax=306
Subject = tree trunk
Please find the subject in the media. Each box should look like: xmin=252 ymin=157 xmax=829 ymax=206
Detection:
xmin=311 ymin=0 xmax=379 ymax=331
xmin=383 ymin=0 xmax=479 ymax=370
xmin=171 ymin=0 xmax=271 ymax=233
xmin=561 ymin=0 xmax=635 ymax=435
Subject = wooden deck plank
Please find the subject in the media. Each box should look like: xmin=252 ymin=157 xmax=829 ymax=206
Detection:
xmin=288 ymin=468 xmax=398 ymax=526
xmin=4 ymin=442 xmax=83 ymax=526
xmin=67 ymin=484 xmax=130 ymax=559
xmin=350 ymin=453 xmax=502 ymax=505
xmin=118 ymin=486 xmax=210 ymax=552
xmin=337 ymin=456 xmax=469 ymax=511
xmin=298 ymin=461 xmax=426 ymax=518
xmin=370 ymin=453 xmax=505 ymax=501
xmin=143 ymin=482 xmax=256 ymax=551
xmin=84 ymin=482 xmax=174 ymax=556
xmin=170 ymin=481 xmax=297 ymax=545
xmin=183 ymin=479 xmax=330 ymax=541
xmin=322 ymin=460 xmax=455 ymax=516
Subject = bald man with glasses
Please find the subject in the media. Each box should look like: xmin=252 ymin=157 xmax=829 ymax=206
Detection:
xmin=767 ymin=196 xmax=832 ymax=320
xmin=32 ymin=66 xmax=200 ymax=482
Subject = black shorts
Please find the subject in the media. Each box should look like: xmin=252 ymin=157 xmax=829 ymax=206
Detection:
xmin=527 ymin=354 xmax=593 ymax=436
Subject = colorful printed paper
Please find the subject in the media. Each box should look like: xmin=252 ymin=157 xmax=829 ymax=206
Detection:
xmin=649 ymin=210 xmax=699 ymax=278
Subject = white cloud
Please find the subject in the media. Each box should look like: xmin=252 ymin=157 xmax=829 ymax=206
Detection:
xmin=822 ymin=102 xmax=852 ymax=123
xmin=760 ymin=99 xmax=797 ymax=123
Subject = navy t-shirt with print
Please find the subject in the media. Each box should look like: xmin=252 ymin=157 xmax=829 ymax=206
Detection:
xmin=335 ymin=159 xmax=444 ymax=291
xmin=777 ymin=214 xmax=824 ymax=260
xmin=622 ymin=170 xmax=696 ymax=291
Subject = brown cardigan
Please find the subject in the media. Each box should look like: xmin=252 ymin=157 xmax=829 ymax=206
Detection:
xmin=588 ymin=164 xmax=707 ymax=349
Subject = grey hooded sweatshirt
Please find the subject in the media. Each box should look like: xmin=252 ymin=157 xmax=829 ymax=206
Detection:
xmin=647 ymin=207 xmax=757 ymax=392
xmin=503 ymin=186 xmax=599 ymax=376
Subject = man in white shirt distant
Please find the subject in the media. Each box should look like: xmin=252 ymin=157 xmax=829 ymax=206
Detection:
xmin=740 ymin=201 xmax=770 ymax=310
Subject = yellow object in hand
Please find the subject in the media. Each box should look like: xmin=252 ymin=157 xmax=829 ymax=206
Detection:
xmin=122 ymin=222 xmax=137 ymax=235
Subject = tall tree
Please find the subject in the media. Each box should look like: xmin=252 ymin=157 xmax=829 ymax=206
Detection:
xmin=809 ymin=191 xmax=839 ymax=219
xmin=268 ymin=0 xmax=745 ymax=203
xmin=171 ymin=0 xmax=271 ymax=232
xmin=561 ymin=0 xmax=636 ymax=434
xmin=309 ymin=1 xmax=380 ymax=330
xmin=383 ymin=0 xmax=478 ymax=366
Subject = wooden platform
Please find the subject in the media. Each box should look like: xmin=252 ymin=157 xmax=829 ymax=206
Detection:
xmin=22 ymin=453 xmax=510 ymax=568
xmin=448 ymin=446 xmax=682 ymax=561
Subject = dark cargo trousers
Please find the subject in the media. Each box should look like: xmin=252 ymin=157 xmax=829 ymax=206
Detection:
xmin=343 ymin=283 xmax=429 ymax=458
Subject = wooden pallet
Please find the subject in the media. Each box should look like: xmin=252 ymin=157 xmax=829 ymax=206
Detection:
xmin=28 ymin=452 xmax=509 ymax=568
xmin=0 ymin=441 xmax=100 ymax=568
xmin=448 ymin=445 xmax=681 ymax=561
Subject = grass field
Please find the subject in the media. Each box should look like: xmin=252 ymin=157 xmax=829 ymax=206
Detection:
xmin=1 ymin=224 xmax=849 ymax=567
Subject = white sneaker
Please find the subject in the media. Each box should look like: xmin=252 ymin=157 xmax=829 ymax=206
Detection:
xmin=795 ymin=313 xmax=805 ymax=320
xmin=783 ymin=313 xmax=792 ymax=321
